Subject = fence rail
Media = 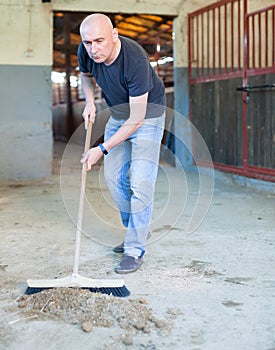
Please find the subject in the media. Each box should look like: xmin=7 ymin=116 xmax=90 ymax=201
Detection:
xmin=188 ymin=0 xmax=275 ymax=182
xmin=246 ymin=4 xmax=275 ymax=75
xmin=188 ymin=0 xmax=244 ymax=83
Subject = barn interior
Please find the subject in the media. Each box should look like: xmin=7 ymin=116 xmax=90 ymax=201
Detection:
xmin=0 ymin=1 xmax=274 ymax=349
xmin=51 ymin=12 xmax=175 ymax=145
xmin=0 ymin=0 xmax=274 ymax=182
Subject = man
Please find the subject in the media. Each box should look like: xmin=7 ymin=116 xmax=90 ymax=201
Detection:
xmin=79 ymin=13 xmax=166 ymax=274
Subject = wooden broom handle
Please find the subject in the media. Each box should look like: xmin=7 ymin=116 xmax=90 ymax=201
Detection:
xmin=72 ymin=121 xmax=93 ymax=276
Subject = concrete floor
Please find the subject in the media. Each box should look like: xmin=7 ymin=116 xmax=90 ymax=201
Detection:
xmin=0 ymin=141 xmax=274 ymax=350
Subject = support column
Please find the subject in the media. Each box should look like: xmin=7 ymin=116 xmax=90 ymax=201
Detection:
xmin=173 ymin=13 xmax=193 ymax=168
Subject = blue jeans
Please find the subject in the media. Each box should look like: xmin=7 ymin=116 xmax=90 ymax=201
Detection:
xmin=104 ymin=113 xmax=165 ymax=258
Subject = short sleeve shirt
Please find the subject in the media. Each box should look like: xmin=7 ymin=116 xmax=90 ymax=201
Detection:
xmin=78 ymin=36 xmax=165 ymax=119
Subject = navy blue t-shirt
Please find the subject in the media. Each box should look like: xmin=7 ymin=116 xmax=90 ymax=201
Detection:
xmin=78 ymin=36 xmax=165 ymax=119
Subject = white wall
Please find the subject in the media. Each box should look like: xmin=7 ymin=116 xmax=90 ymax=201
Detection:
xmin=52 ymin=0 xmax=181 ymax=15
xmin=0 ymin=1 xmax=52 ymax=66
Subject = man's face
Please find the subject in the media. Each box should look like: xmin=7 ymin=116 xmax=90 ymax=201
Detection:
xmin=81 ymin=25 xmax=117 ymax=64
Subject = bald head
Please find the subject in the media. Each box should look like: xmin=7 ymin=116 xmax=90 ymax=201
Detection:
xmin=80 ymin=13 xmax=113 ymax=36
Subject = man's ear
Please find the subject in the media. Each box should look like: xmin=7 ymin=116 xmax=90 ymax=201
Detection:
xmin=112 ymin=28 xmax=119 ymax=41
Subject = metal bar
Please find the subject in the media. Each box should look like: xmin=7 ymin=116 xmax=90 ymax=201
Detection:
xmin=189 ymin=70 xmax=243 ymax=84
xmin=247 ymin=66 xmax=275 ymax=76
xmin=197 ymin=161 xmax=275 ymax=182
xmin=243 ymin=0 xmax=248 ymax=171
xmin=224 ymin=3 xmax=228 ymax=73
xmin=190 ymin=0 xmax=237 ymax=17
xmin=188 ymin=14 xmax=192 ymax=82
xmin=273 ymin=8 xmax=275 ymax=65
xmin=238 ymin=0 xmax=241 ymax=70
xmin=213 ymin=8 xmax=216 ymax=75
xmin=231 ymin=1 xmax=234 ymax=72
xmin=265 ymin=11 xmax=268 ymax=67
xmin=218 ymin=6 xmax=221 ymax=75
xmin=196 ymin=15 xmax=199 ymax=78
xmin=236 ymin=84 xmax=275 ymax=92
xmin=247 ymin=165 xmax=275 ymax=176
xmin=201 ymin=13 xmax=204 ymax=77
xmin=251 ymin=16 xmax=255 ymax=68
xmin=207 ymin=10 xmax=210 ymax=75
xmin=191 ymin=17 xmax=195 ymax=74
xmin=246 ymin=4 xmax=275 ymax=17
xmin=258 ymin=13 xmax=261 ymax=68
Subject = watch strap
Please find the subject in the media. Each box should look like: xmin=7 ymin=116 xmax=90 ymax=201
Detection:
xmin=98 ymin=143 xmax=108 ymax=155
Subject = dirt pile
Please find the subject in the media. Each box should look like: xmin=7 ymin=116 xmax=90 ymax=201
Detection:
xmin=16 ymin=288 xmax=172 ymax=337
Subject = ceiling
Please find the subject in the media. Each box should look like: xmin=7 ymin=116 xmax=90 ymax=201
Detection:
xmin=53 ymin=12 xmax=175 ymax=86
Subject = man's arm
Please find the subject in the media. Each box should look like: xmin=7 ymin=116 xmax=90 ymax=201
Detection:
xmin=81 ymin=72 xmax=97 ymax=128
xmin=81 ymin=92 xmax=148 ymax=170
xmin=103 ymin=92 xmax=148 ymax=151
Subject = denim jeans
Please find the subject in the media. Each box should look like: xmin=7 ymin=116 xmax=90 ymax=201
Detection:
xmin=104 ymin=113 xmax=165 ymax=258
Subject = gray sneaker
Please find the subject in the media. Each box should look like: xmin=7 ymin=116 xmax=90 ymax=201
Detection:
xmin=112 ymin=232 xmax=151 ymax=254
xmin=115 ymin=255 xmax=143 ymax=274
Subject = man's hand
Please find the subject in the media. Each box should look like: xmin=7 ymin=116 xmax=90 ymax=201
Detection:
xmin=82 ymin=101 xmax=96 ymax=130
xmin=81 ymin=146 xmax=103 ymax=171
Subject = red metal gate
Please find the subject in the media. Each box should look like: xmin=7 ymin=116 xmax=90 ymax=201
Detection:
xmin=188 ymin=0 xmax=275 ymax=182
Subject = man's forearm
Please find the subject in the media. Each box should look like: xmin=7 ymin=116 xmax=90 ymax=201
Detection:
xmin=103 ymin=93 xmax=148 ymax=152
xmin=80 ymin=73 xmax=97 ymax=126
xmin=81 ymin=73 xmax=95 ymax=102
xmin=103 ymin=118 xmax=143 ymax=151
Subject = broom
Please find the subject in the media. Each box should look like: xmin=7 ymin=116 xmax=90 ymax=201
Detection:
xmin=25 ymin=121 xmax=130 ymax=297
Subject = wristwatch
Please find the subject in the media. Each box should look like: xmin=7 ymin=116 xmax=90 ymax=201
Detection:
xmin=98 ymin=143 xmax=108 ymax=155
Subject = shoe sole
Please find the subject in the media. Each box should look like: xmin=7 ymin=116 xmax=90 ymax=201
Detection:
xmin=115 ymin=260 xmax=143 ymax=274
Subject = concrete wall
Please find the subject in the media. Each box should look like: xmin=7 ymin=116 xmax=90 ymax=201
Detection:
xmin=0 ymin=65 xmax=52 ymax=178
xmin=0 ymin=0 xmax=53 ymax=179
xmin=1 ymin=0 xmax=273 ymax=178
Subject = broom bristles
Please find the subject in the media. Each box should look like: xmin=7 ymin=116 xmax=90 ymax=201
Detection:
xmin=25 ymin=274 xmax=130 ymax=297
xmin=25 ymin=285 xmax=130 ymax=297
